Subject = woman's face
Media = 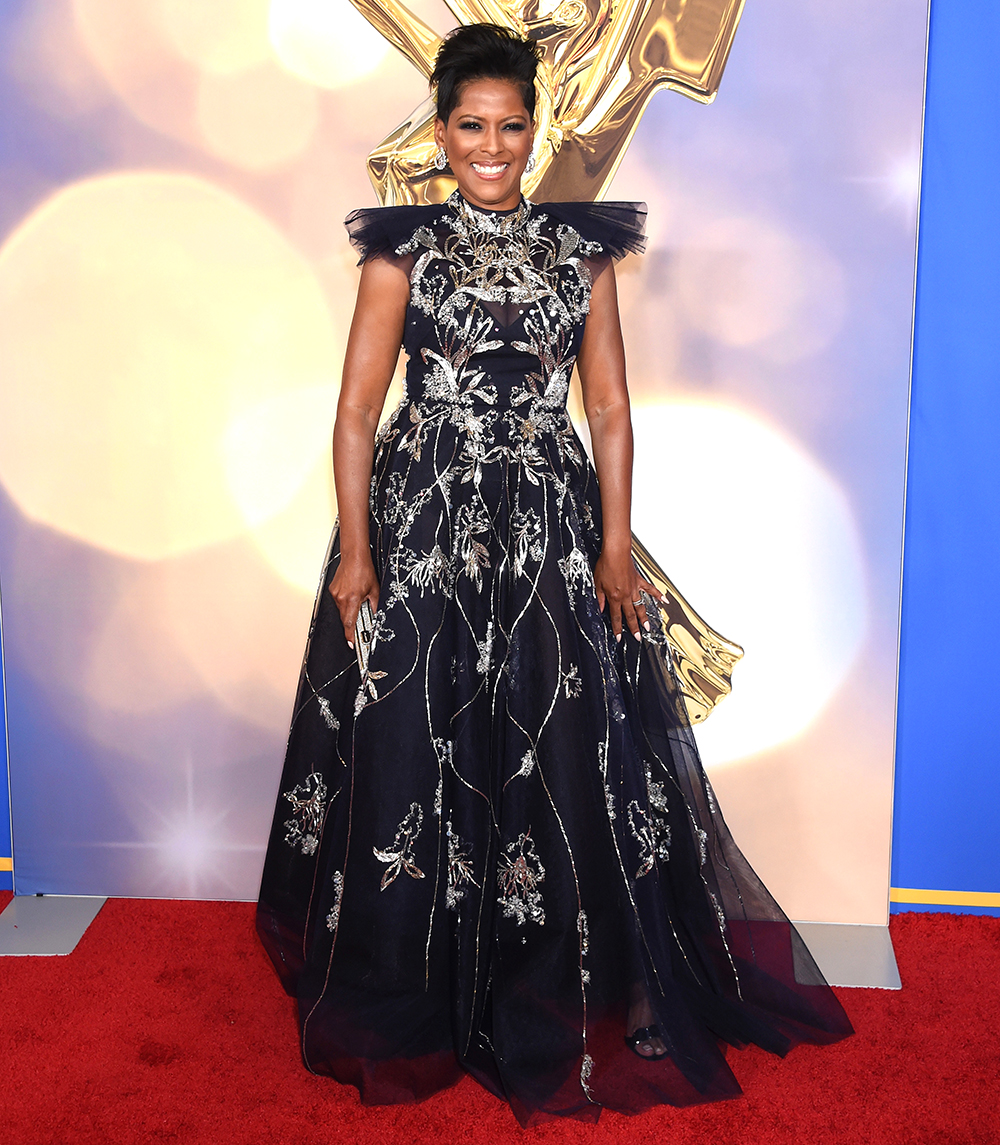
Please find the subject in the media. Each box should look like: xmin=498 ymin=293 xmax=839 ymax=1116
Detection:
xmin=434 ymin=78 xmax=534 ymax=212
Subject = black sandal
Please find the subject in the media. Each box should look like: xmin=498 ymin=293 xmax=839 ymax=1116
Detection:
xmin=624 ymin=1025 xmax=669 ymax=1060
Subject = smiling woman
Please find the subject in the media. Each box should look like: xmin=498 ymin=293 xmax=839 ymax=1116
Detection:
xmin=434 ymin=79 xmax=534 ymax=210
xmin=255 ymin=21 xmax=852 ymax=1128
xmin=430 ymin=24 xmax=538 ymax=210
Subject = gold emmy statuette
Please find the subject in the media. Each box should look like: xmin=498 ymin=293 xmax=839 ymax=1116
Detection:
xmin=351 ymin=0 xmax=746 ymax=718
xmin=351 ymin=0 xmax=745 ymax=206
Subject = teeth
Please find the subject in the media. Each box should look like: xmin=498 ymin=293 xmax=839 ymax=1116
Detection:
xmin=472 ymin=163 xmax=508 ymax=173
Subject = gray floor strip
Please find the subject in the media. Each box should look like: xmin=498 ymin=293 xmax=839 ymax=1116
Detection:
xmin=0 ymin=894 xmax=107 ymax=956
xmin=794 ymin=921 xmax=902 ymax=989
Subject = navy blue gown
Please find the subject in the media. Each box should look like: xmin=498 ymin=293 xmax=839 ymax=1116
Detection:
xmin=256 ymin=191 xmax=852 ymax=1126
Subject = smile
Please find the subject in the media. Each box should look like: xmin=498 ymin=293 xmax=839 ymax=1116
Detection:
xmin=470 ymin=162 xmax=510 ymax=178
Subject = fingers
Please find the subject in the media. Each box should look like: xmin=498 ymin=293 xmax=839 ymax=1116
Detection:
xmin=343 ymin=603 xmax=357 ymax=650
xmin=624 ymin=598 xmax=643 ymax=641
xmin=609 ymin=599 xmax=622 ymax=642
xmin=638 ymin=577 xmax=663 ymax=603
xmin=328 ymin=588 xmax=360 ymax=650
xmin=329 ymin=566 xmax=381 ymax=655
xmin=609 ymin=599 xmax=643 ymax=643
xmin=634 ymin=578 xmax=665 ymax=635
xmin=328 ymin=583 xmax=354 ymax=647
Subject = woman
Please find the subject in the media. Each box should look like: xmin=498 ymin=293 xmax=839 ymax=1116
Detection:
xmin=257 ymin=24 xmax=852 ymax=1127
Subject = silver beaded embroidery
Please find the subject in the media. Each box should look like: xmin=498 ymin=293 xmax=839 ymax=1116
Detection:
xmin=325 ymin=870 xmax=344 ymax=932
xmin=282 ymin=771 xmax=328 ymax=856
xmin=497 ymin=831 xmax=546 ymax=926
xmin=373 ymin=803 xmax=426 ymax=890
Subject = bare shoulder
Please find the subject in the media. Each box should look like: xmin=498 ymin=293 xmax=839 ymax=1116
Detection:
xmin=356 ymin=253 xmax=411 ymax=313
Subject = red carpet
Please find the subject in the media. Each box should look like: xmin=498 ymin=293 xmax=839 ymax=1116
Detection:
xmin=0 ymin=892 xmax=997 ymax=1144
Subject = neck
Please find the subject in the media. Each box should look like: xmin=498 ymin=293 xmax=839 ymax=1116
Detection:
xmin=453 ymin=185 xmax=524 ymax=213
xmin=453 ymin=189 xmax=525 ymax=217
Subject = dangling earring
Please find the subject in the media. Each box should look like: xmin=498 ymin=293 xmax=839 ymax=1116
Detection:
xmin=525 ymin=151 xmax=537 ymax=174
xmin=434 ymin=147 xmax=448 ymax=171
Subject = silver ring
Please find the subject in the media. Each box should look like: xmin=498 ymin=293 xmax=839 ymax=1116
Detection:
xmin=632 ymin=599 xmax=643 ymax=605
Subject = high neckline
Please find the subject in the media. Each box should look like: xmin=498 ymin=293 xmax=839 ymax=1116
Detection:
xmin=449 ymin=190 xmax=529 ymax=218
xmin=461 ymin=196 xmax=523 ymax=217
xmin=449 ymin=191 xmax=531 ymax=238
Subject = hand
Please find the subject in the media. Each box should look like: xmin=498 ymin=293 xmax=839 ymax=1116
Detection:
xmin=593 ymin=545 xmax=662 ymax=644
xmin=328 ymin=554 xmax=380 ymax=649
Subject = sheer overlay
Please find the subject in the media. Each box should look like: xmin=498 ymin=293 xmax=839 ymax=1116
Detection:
xmin=256 ymin=192 xmax=852 ymax=1126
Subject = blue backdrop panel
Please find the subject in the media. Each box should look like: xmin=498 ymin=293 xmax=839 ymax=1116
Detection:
xmin=893 ymin=0 xmax=1000 ymax=915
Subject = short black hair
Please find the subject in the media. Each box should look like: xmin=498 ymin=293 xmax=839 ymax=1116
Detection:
xmin=431 ymin=24 xmax=540 ymax=124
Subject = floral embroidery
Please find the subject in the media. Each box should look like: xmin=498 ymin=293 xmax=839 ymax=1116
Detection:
xmin=578 ymin=910 xmax=591 ymax=983
xmin=373 ymin=803 xmax=426 ymax=890
xmin=325 ymin=870 xmax=344 ymax=932
xmin=282 ymin=772 xmax=327 ymax=856
xmin=497 ymin=831 xmax=546 ymax=925
xmin=446 ymin=821 xmax=478 ymax=910
xmin=476 ymin=621 xmax=495 ymax=676
xmin=454 ymin=504 xmax=491 ymax=590
xmin=403 ymin=542 xmax=453 ymax=597
xmin=510 ymin=508 xmax=543 ymax=576
xmin=580 ymin=1053 xmax=595 ymax=1100
xmin=627 ymin=795 xmax=671 ymax=879
xmin=709 ymin=889 xmax=727 ymax=931
xmin=558 ymin=545 xmax=593 ymax=594
xmin=316 ymin=695 xmax=340 ymax=732
xmin=562 ymin=664 xmax=582 ymax=699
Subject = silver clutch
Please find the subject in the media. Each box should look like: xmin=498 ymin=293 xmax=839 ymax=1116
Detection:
xmin=354 ymin=599 xmax=376 ymax=676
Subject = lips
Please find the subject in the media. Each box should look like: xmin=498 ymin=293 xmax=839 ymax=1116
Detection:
xmin=470 ymin=162 xmax=510 ymax=179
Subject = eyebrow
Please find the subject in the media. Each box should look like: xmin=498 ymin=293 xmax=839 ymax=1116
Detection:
xmin=455 ymin=113 xmax=528 ymax=122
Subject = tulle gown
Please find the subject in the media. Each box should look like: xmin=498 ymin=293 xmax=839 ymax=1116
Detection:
xmin=256 ymin=191 xmax=853 ymax=1126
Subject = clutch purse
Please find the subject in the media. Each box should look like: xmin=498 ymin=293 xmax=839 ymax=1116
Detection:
xmin=354 ymin=599 xmax=376 ymax=676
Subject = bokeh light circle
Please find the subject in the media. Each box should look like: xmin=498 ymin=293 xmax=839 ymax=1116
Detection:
xmin=155 ymin=0 xmax=273 ymax=75
xmin=269 ymin=0 xmax=390 ymax=88
xmin=631 ymin=401 xmax=867 ymax=766
xmin=72 ymin=0 xmax=320 ymax=168
xmin=673 ymin=217 xmax=846 ymax=362
xmin=0 ymin=171 xmax=341 ymax=561
xmin=196 ymin=60 xmax=319 ymax=170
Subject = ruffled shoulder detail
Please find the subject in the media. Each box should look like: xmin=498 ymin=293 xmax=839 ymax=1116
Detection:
xmin=534 ymin=201 xmax=647 ymax=260
xmin=344 ymin=204 xmax=448 ymax=265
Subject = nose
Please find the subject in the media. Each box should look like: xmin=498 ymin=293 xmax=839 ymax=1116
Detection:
xmin=480 ymin=126 xmax=504 ymax=155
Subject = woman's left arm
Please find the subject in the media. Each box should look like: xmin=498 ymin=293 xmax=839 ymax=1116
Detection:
xmin=577 ymin=259 xmax=662 ymax=641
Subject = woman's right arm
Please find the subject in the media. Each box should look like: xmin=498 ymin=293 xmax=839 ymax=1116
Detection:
xmin=329 ymin=254 xmax=410 ymax=647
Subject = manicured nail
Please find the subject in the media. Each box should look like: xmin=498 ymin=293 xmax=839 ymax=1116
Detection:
xmin=347 ymin=641 xmax=354 ymax=650
xmin=634 ymin=631 xmax=642 ymax=641
xmin=615 ymin=633 xmax=621 ymax=643
xmin=643 ymin=621 xmax=651 ymax=631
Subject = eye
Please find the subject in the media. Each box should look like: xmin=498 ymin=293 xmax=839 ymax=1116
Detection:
xmin=458 ymin=120 xmax=482 ymax=131
xmin=503 ymin=122 xmax=527 ymax=132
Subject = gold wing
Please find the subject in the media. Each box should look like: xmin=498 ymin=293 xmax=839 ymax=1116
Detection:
xmin=631 ymin=533 xmax=742 ymax=724
xmin=348 ymin=0 xmax=441 ymax=78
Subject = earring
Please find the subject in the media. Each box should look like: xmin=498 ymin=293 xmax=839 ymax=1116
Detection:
xmin=434 ymin=147 xmax=448 ymax=171
xmin=525 ymin=151 xmax=537 ymax=174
